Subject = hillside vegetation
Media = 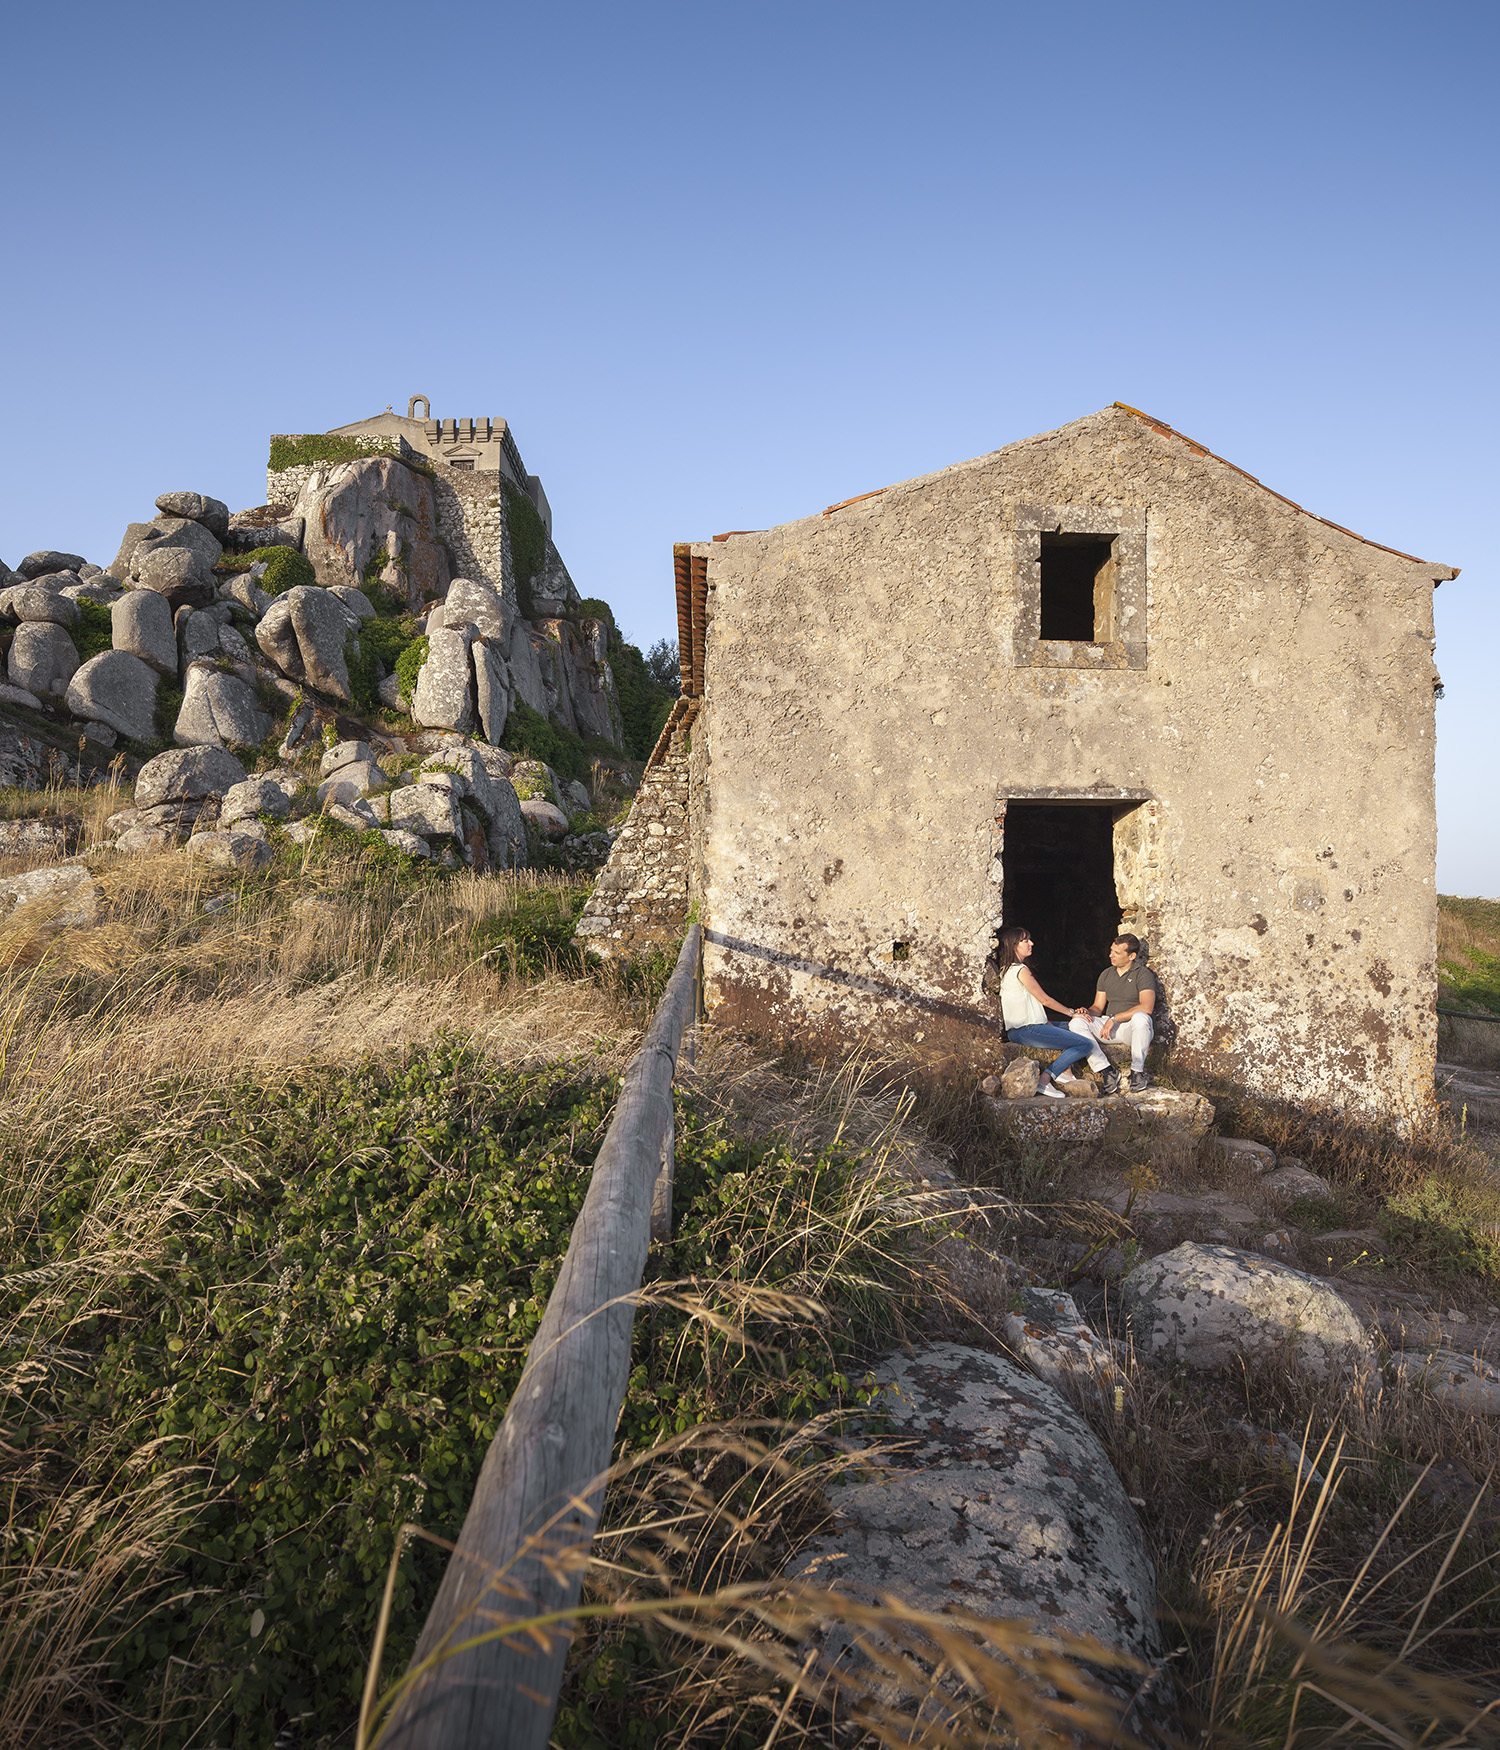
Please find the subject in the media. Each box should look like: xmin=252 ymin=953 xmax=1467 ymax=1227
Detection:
xmin=2 ymin=815 xmax=1499 ymax=1749
xmin=1439 ymin=893 xmax=1500 ymax=1015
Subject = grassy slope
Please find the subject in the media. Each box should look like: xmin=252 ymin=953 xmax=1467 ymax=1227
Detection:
xmin=1439 ymin=893 xmax=1500 ymax=1015
xmin=3 ymin=817 xmax=1499 ymax=1748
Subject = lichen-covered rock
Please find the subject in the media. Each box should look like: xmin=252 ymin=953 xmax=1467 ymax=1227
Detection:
xmin=255 ymin=586 xmax=354 ymax=700
xmin=65 ymin=650 xmax=159 ymax=742
xmin=18 ymin=551 xmax=86 ymax=580
xmin=385 ymin=781 xmax=462 ymax=841
xmin=1391 ymin=1349 xmax=1500 ymax=1415
xmin=295 ymin=456 xmax=448 ymax=609
xmin=520 ymin=798 xmax=569 ymax=841
xmin=473 ymin=638 xmax=512 ymax=744
xmin=112 ymin=588 xmax=177 ymax=675
xmin=0 ymin=864 xmax=100 ymax=928
xmin=411 ymin=627 xmax=475 ymax=731
xmin=129 ymin=516 xmax=222 ymax=584
xmin=444 ymin=577 xmax=510 ymax=641
xmin=178 ymin=609 xmax=222 ymax=670
xmin=784 ymin=1344 xmax=1159 ymax=1687
xmin=0 ymin=682 xmax=43 ymax=711
xmin=506 ymin=620 xmax=550 ymax=716
xmin=8 ymin=622 xmax=79 ymax=696
xmin=1000 ymin=1056 xmax=1041 ymax=1100
xmin=1120 ymin=1242 xmax=1372 ymax=1379
xmin=316 ymin=762 xmax=388 ymax=808
xmin=155 ymin=492 xmax=230 ymax=537
xmin=185 ymin=829 xmax=272 ymax=872
xmin=1260 ymin=1164 xmax=1333 ymax=1205
xmin=380 ymin=828 xmax=430 ymax=859
xmin=135 ymin=745 xmax=247 ymax=810
xmin=1005 ymin=1287 xmax=1123 ymax=1402
xmin=220 ymin=778 xmax=292 ymax=826
xmin=326 ymin=585 xmax=375 ymax=621
xmin=173 ymin=668 xmax=272 ymax=749
xmin=0 ymin=817 xmax=81 ymax=859
xmin=319 ymin=740 xmax=376 ymax=777
xmin=6 ymin=584 xmax=78 ymax=627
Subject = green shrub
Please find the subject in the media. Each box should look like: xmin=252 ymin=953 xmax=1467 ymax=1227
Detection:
xmin=394 ymin=634 xmax=429 ymax=703
xmin=576 ymin=597 xmax=614 ymax=630
xmin=1381 ymin=1177 xmax=1500 ymax=1282
xmin=153 ymin=678 xmax=183 ymax=743
xmin=504 ymin=484 xmax=547 ymax=618
xmin=72 ymin=599 xmax=114 ymax=663
xmin=1 ymin=1047 xmax=912 ymax=1747
xmin=501 ymin=698 xmax=590 ymax=783
xmin=611 ymin=639 xmax=677 ymax=759
xmin=220 ymin=545 xmax=316 ymax=595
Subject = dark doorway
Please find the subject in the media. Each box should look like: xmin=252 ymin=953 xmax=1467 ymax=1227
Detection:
xmin=1000 ymin=804 xmax=1121 ymax=1007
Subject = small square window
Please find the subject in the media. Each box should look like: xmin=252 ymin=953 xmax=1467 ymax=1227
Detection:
xmin=1013 ymin=505 xmax=1146 ymax=670
xmin=1040 ymin=534 xmax=1115 ymax=642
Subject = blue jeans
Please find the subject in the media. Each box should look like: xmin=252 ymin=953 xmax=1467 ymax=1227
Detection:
xmin=1006 ymin=1023 xmax=1094 ymax=1078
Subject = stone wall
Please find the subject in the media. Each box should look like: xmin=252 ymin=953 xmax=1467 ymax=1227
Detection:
xmin=576 ymin=710 xmax=695 ymax=956
xmin=267 ymin=435 xmax=402 ymax=510
xmin=432 ymin=471 xmax=516 ymax=608
xmin=691 ymin=405 xmax=1455 ymax=1119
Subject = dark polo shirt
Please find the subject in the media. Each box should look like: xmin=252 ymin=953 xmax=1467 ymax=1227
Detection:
xmin=1097 ymin=961 xmax=1159 ymax=1016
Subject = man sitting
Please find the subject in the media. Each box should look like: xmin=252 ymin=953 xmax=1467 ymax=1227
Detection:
xmin=1069 ymin=934 xmax=1158 ymax=1094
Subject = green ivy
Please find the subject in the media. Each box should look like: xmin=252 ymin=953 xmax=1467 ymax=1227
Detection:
xmin=1 ymin=1048 xmax=913 ymax=1748
xmin=504 ymin=484 xmax=547 ymax=619
xmin=394 ymin=635 xmax=429 ymax=703
xmin=153 ymin=678 xmax=184 ymax=743
xmin=73 ymin=599 xmax=114 ymax=663
xmin=501 ymin=699 xmax=590 ymax=784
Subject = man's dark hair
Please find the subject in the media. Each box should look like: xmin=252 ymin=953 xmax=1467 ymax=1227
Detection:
xmin=1112 ymin=933 xmax=1141 ymax=957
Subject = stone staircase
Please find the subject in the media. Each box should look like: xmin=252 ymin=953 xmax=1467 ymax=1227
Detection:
xmin=575 ymin=720 xmax=691 ymax=958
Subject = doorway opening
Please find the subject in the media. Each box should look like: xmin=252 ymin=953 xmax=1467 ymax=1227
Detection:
xmin=999 ymin=803 xmax=1122 ymax=1006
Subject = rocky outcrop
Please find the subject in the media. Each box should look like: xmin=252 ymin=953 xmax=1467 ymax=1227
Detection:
xmin=155 ymin=492 xmax=230 ymax=538
xmin=9 ymin=623 xmax=79 ymax=698
xmin=411 ymin=628 xmax=476 ymax=733
xmin=174 ymin=668 xmax=273 ymax=750
xmin=0 ymin=864 xmax=100 ymax=929
xmin=112 ymin=590 xmax=177 ymax=675
xmin=295 ymin=457 xmax=448 ymax=609
xmin=135 ymin=746 xmax=247 ymax=810
xmin=1121 ymin=1242 xmax=1372 ymax=1379
xmin=255 ymin=586 xmax=356 ymax=701
xmin=18 ymin=551 xmax=87 ymax=580
xmin=65 ymin=651 xmax=159 ymax=742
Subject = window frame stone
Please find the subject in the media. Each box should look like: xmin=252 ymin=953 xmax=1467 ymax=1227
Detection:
xmin=1013 ymin=503 xmax=1147 ymax=671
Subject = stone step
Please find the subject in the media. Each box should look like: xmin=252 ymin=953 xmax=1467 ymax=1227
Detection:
xmin=984 ymin=1086 xmax=1215 ymax=1145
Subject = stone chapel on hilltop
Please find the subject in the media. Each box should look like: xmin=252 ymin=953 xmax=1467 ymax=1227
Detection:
xmin=580 ymin=403 xmax=1456 ymax=1119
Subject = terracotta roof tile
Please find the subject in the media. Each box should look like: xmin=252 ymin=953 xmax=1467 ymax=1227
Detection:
xmin=1111 ymin=402 xmax=1456 ymax=577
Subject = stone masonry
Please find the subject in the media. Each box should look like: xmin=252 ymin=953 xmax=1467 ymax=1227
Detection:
xmin=576 ymin=717 xmax=692 ymax=957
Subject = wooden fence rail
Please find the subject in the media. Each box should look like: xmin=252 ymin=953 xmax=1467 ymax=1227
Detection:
xmin=377 ymin=924 xmax=702 ymax=1750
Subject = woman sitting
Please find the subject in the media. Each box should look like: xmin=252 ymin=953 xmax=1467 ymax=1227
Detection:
xmin=991 ymin=924 xmax=1093 ymax=1098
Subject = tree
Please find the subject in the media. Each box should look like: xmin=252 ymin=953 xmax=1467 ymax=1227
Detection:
xmin=645 ymin=639 xmax=681 ymax=695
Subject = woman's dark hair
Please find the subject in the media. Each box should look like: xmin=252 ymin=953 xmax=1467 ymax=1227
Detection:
xmin=995 ymin=924 xmax=1032 ymax=976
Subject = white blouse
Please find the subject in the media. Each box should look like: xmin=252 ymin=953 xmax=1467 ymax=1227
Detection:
xmin=1000 ymin=962 xmax=1046 ymax=1029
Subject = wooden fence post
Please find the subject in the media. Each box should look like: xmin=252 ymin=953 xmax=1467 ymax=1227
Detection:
xmin=376 ymin=925 xmax=701 ymax=1750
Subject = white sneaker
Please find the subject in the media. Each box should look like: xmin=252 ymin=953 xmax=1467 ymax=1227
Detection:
xmin=1054 ymin=1070 xmax=1079 ymax=1084
xmin=1040 ymin=1081 xmax=1066 ymax=1099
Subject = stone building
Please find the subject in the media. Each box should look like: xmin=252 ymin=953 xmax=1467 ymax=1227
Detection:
xmin=584 ymin=404 xmax=1456 ymax=1118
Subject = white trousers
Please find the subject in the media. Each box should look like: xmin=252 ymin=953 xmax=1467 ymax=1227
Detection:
xmin=1069 ymin=1011 xmax=1154 ymax=1074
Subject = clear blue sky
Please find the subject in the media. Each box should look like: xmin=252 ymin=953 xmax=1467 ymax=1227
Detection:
xmin=3 ymin=1 xmax=1495 ymax=891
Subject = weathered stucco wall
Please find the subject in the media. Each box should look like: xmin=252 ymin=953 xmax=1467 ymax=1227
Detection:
xmin=695 ymin=407 xmax=1451 ymax=1119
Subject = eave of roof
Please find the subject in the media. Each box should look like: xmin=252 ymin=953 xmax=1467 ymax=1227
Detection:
xmin=1112 ymin=403 xmax=1457 ymax=579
